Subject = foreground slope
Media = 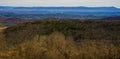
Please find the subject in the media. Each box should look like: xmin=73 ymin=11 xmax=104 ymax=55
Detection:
xmin=0 ymin=20 xmax=120 ymax=59
xmin=4 ymin=20 xmax=120 ymax=44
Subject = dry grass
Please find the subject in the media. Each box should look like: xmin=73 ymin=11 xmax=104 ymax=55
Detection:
xmin=0 ymin=20 xmax=120 ymax=59
xmin=9 ymin=32 xmax=79 ymax=59
xmin=78 ymin=39 xmax=120 ymax=59
xmin=0 ymin=32 xmax=119 ymax=59
xmin=0 ymin=27 xmax=9 ymax=59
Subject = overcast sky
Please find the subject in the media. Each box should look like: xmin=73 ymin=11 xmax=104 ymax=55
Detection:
xmin=0 ymin=0 xmax=120 ymax=8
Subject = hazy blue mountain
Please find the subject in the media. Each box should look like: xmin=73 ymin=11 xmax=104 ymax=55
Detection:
xmin=0 ymin=6 xmax=120 ymax=19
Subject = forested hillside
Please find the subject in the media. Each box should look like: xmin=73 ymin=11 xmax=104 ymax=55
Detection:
xmin=0 ymin=20 xmax=120 ymax=59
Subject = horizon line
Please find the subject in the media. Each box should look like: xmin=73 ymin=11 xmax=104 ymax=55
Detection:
xmin=0 ymin=5 xmax=117 ymax=7
xmin=0 ymin=5 xmax=120 ymax=9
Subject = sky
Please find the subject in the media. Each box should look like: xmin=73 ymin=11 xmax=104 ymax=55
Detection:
xmin=0 ymin=0 xmax=120 ymax=8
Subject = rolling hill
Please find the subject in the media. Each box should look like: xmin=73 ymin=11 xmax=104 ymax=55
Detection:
xmin=0 ymin=20 xmax=119 ymax=59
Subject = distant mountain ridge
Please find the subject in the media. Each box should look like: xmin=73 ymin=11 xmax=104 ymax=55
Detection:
xmin=0 ymin=6 xmax=119 ymax=9
xmin=0 ymin=6 xmax=120 ymax=11
xmin=0 ymin=6 xmax=120 ymax=19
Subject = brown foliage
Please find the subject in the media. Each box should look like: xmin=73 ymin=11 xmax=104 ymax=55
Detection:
xmin=1 ymin=32 xmax=119 ymax=59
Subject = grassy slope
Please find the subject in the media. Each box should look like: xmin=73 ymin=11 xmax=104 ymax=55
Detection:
xmin=0 ymin=20 xmax=120 ymax=59
xmin=4 ymin=20 xmax=120 ymax=44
